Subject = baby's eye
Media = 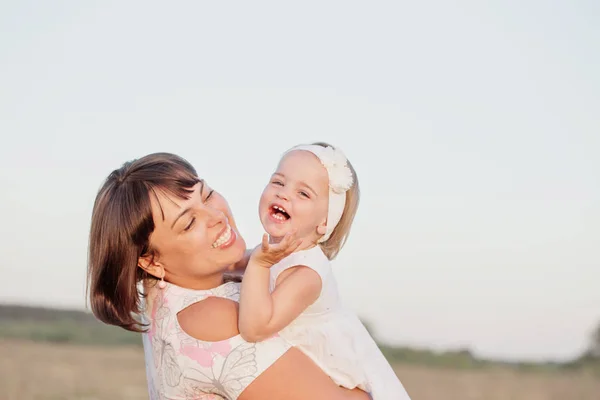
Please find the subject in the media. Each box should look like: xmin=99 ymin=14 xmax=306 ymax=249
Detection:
xmin=272 ymin=180 xmax=284 ymax=186
xmin=299 ymin=191 xmax=310 ymax=198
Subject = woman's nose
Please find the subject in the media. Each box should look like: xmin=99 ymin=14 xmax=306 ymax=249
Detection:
xmin=205 ymin=206 xmax=227 ymax=228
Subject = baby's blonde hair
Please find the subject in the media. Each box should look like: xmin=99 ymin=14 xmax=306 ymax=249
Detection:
xmin=311 ymin=142 xmax=360 ymax=260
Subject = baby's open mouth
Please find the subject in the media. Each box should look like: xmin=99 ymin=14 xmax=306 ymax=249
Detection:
xmin=270 ymin=204 xmax=291 ymax=221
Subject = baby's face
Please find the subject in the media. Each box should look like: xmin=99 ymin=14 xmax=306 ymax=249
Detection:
xmin=259 ymin=150 xmax=329 ymax=244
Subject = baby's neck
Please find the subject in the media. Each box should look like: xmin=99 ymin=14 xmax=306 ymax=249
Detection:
xmin=270 ymin=235 xmax=318 ymax=253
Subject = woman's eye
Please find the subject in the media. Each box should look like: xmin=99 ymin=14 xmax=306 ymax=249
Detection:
xmin=204 ymin=189 xmax=214 ymax=202
xmin=272 ymin=181 xmax=283 ymax=186
xmin=184 ymin=217 xmax=196 ymax=231
xmin=300 ymin=191 xmax=310 ymax=198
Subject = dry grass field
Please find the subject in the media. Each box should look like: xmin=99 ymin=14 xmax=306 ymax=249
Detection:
xmin=1 ymin=339 xmax=598 ymax=400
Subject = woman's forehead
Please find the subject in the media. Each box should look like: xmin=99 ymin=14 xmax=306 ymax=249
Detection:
xmin=150 ymin=182 xmax=201 ymax=222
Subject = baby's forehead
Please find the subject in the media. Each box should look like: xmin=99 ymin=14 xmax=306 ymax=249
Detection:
xmin=275 ymin=151 xmax=328 ymax=185
xmin=278 ymin=149 xmax=321 ymax=167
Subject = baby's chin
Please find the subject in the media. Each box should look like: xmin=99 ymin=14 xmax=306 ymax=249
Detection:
xmin=260 ymin=215 xmax=288 ymax=239
xmin=267 ymin=227 xmax=317 ymax=247
xmin=263 ymin=228 xmax=288 ymax=244
xmin=259 ymin=211 xmax=317 ymax=245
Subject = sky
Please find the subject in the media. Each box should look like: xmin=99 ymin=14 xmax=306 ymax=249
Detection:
xmin=0 ymin=0 xmax=598 ymax=362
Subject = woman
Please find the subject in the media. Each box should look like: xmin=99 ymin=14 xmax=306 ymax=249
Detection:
xmin=87 ymin=152 xmax=370 ymax=400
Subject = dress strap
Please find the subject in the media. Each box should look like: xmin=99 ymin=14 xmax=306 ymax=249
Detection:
xmin=149 ymin=281 xmax=241 ymax=315
xmin=271 ymin=246 xmax=331 ymax=285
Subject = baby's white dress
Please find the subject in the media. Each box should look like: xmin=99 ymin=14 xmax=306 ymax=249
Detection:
xmin=269 ymin=246 xmax=411 ymax=400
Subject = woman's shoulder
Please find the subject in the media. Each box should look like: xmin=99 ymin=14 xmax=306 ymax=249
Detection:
xmin=164 ymin=280 xmax=240 ymax=341
xmin=178 ymin=295 xmax=241 ymax=341
xmin=143 ymin=280 xmax=243 ymax=341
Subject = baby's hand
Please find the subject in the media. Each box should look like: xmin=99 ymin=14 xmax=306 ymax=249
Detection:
xmin=250 ymin=231 xmax=302 ymax=268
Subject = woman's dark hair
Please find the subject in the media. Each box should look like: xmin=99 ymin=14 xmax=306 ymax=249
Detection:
xmin=87 ymin=152 xmax=200 ymax=332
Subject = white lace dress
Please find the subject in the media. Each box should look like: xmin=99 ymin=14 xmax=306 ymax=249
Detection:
xmin=270 ymin=246 xmax=412 ymax=400
xmin=141 ymin=281 xmax=291 ymax=400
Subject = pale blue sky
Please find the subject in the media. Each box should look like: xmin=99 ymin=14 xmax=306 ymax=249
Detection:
xmin=1 ymin=1 xmax=598 ymax=361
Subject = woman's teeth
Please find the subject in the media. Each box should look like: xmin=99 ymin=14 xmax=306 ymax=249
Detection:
xmin=212 ymin=225 xmax=232 ymax=248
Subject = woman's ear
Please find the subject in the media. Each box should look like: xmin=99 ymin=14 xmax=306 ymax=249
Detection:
xmin=138 ymin=254 xmax=163 ymax=279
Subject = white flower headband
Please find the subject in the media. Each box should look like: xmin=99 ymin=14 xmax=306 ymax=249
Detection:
xmin=285 ymin=144 xmax=354 ymax=242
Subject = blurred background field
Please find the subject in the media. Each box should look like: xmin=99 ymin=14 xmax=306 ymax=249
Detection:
xmin=1 ymin=305 xmax=599 ymax=400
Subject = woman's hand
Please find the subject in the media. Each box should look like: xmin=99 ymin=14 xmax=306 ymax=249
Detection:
xmin=249 ymin=232 xmax=303 ymax=268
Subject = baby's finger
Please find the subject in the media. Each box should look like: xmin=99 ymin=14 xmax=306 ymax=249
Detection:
xmin=277 ymin=238 xmax=300 ymax=257
xmin=271 ymin=242 xmax=289 ymax=255
xmin=273 ymin=235 xmax=290 ymax=252
xmin=287 ymin=239 xmax=303 ymax=254
xmin=261 ymin=233 xmax=270 ymax=252
xmin=284 ymin=231 xmax=300 ymax=248
xmin=284 ymin=230 xmax=298 ymax=244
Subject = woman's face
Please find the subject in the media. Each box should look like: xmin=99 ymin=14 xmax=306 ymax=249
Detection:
xmin=143 ymin=181 xmax=246 ymax=287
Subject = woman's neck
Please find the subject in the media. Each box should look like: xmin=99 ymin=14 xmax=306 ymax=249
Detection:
xmin=170 ymin=271 xmax=226 ymax=291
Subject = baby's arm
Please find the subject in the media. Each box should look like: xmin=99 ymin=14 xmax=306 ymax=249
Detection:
xmin=240 ymin=263 xmax=321 ymax=342
xmin=239 ymin=234 xmax=322 ymax=342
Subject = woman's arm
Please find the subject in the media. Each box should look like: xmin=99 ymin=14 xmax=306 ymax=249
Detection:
xmin=178 ymin=297 xmax=369 ymax=400
xmin=241 ymin=347 xmax=369 ymax=400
